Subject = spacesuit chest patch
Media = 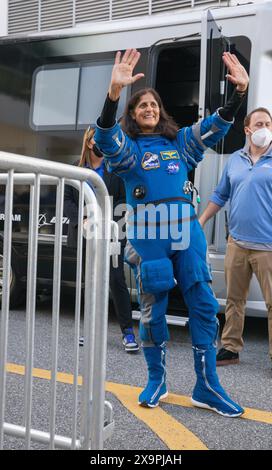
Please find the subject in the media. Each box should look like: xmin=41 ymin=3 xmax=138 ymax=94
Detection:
xmin=160 ymin=150 xmax=180 ymax=160
xmin=166 ymin=162 xmax=180 ymax=174
xmin=141 ymin=152 xmax=160 ymax=170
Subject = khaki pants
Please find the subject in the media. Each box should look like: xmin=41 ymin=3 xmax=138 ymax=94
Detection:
xmin=222 ymin=236 xmax=272 ymax=359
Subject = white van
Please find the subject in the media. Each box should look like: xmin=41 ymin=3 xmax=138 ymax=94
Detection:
xmin=0 ymin=2 xmax=271 ymax=318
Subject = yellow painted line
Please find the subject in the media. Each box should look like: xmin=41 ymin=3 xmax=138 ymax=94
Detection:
xmin=162 ymin=391 xmax=272 ymax=426
xmin=106 ymin=381 xmax=207 ymax=450
xmin=241 ymin=408 xmax=272 ymax=425
xmin=5 ymin=363 xmax=206 ymax=450
xmin=6 ymin=363 xmax=272 ymax=427
xmin=164 ymin=392 xmax=193 ymax=408
xmin=6 ymin=363 xmax=82 ymax=385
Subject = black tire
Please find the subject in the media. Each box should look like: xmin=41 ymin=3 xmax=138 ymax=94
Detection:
xmin=0 ymin=250 xmax=26 ymax=309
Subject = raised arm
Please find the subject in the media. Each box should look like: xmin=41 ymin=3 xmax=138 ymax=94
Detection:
xmin=177 ymin=53 xmax=249 ymax=169
xmin=222 ymin=52 xmax=249 ymax=93
xmin=95 ymin=49 xmax=144 ymax=175
xmin=98 ymin=49 xmax=144 ymax=129
xmin=108 ymin=49 xmax=144 ymax=101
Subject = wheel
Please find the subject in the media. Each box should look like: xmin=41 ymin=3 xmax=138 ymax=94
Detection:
xmin=0 ymin=251 xmax=26 ymax=309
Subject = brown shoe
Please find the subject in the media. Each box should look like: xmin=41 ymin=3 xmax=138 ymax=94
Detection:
xmin=216 ymin=348 xmax=239 ymax=366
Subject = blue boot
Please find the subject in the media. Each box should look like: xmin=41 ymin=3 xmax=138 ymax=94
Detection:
xmin=139 ymin=343 xmax=168 ymax=408
xmin=191 ymin=345 xmax=244 ymax=417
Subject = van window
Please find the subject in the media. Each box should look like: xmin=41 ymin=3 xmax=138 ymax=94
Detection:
xmin=32 ymin=66 xmax=80 ymax=128
xmin=78 ymin=63 xmax=127 ymax=126
xmin=30 ymin=61 xmax=128 ymax=130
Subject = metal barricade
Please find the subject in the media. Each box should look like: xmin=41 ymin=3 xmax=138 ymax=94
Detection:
xmin=0 ymin=151 xmax=116 ymax=449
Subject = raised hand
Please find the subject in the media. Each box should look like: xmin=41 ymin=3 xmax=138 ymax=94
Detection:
xmin=223 ymin=52 xmax=249 ymax=92
xmin=109 ymin=49 xmax=145 ymax=101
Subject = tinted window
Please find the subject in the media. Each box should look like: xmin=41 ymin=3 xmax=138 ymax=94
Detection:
xmin=32 ymin=65 xmax=80 ymax=128
xmin=78 ymin=62 xmax=127 ymax=126
xmin=30 ymin=61 xmax=128 ymax=130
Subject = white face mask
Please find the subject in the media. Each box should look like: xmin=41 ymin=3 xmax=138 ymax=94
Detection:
xmin=249 ymin=127 xmax=272 ymax=148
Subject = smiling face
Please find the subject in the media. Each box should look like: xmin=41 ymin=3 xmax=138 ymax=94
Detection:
xmin=131 ymin=92 xmax=160 ymax=133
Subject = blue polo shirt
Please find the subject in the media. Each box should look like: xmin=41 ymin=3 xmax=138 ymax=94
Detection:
xmin=210 ymin=144 xmax=272 ymax=244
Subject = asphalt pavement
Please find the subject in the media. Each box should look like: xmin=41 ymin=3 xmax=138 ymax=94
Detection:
xmin=2 ymin=295 xmax=272 ymax=451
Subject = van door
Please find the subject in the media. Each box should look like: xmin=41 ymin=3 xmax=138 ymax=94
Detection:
xmin=194 ymin=10 xmax=231 ymax=251
xmin=198 ymin=10 xmax=230 ymax=121
xmin=147 ymin=33 xmax=201 ymax=131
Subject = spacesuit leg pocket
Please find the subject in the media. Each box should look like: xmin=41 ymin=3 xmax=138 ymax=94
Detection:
xmin=140 ymin=258 xmax=176 ymax=294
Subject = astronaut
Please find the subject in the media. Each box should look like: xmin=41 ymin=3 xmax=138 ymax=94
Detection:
xmin=95 ymin=49 xmax=249 ymax=416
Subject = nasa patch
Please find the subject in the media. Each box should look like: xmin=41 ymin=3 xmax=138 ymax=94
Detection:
xmin=141 ymin=152 xmax=160 ymax=170
xmin=166 ymin=162 xmax=180 ymax=174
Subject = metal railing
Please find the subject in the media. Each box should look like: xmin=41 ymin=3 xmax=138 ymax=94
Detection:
xmin=0 ymin=151 xmax=115 ymax=449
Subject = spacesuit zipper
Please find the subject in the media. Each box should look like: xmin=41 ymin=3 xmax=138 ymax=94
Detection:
xmin=150 ymin=348 xmax=166 ymax=403
xmin=201 ymin=355 xmax=239 ymax=412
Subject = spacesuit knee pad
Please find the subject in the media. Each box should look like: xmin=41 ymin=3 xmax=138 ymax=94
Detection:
xmin=139 ymin=316 xmax=169 ymax=345
xmin=140 ymin=258 xmax=176 ymax=294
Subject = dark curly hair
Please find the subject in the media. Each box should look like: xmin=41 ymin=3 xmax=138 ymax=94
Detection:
xmin=121 ymin=88 xmax=179 ymax=140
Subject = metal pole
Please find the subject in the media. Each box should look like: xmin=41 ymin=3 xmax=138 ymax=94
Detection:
xmin=80 ymin=188 xmax=99 ymax=450
xmin=89 ymin=192 xmax=112 ymax=449
xmin=0 ymin=170 xmax=14 ymax=449
xmin=24 ymin=174 xmax=40 ymax=449
xmin=0 ymin=152 xmax=96 ymax=183
xmin=71 ymin=181 xmax=84 ymax=449
xmin=49 ymin=177 xmax=64 ymax=450
xmin=4 ymin=422 xmax=81 ymax=449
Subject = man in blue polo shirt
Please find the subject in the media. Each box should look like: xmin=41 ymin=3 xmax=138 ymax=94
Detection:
xmin=199 ymin=107 xmax=272 ymax=367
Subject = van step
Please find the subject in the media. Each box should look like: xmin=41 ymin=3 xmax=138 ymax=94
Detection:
xmin=132 ymin=310 xmax=189 ymax=327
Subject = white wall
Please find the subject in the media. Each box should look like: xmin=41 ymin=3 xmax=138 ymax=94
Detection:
xmin=1 ymin=0 xmax=271 ymax=38
xmin=231 ymin=0 xmax=271 ymax=4
xmin=0 ymin=0 xmax=8 ymax=37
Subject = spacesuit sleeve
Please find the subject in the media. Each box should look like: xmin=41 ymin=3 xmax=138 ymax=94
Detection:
xmin=94 ymin=120 xmax=137 ymax=175
xmin=176 ymin=110 xmax=232 ymax=170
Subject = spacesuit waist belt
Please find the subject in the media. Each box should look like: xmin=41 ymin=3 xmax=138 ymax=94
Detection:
xmin=127 ymin=214 xmax=197 ymax=226
xmin=131 ymin=197 xmax=194 ymax=212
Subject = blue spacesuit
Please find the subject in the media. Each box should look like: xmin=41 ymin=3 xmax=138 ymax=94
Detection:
xmin=95 ymin=107 xmax=244 ymax=417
